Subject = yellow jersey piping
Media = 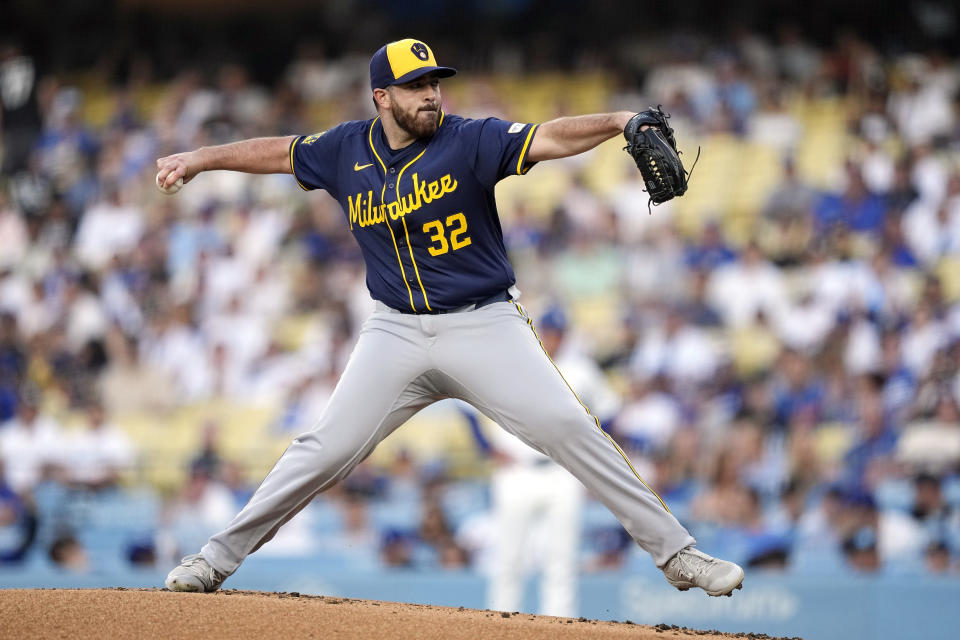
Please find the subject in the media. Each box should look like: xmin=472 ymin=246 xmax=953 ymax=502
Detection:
xmin=368 ymin=117 xmax=417 ymax=312
xmin=516 ymin=124 xmax=539 ymax=175
xmin=368 ymin=117 xmax=388 ymax=173
xmin=396 ymin=148 xmax=431 ymax=311
xmin=510 ymin=301 xmax=670 ymax=513
xmin=288 ymin=136 xmax=309 ymax=191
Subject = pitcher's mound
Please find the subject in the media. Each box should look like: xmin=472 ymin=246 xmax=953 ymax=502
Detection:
xmin=0 ymin=588 xmax=798 ymax=639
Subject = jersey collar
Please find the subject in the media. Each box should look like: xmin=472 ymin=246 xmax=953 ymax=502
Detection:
xmin=368 ymin=111 xmax=444 ymax=168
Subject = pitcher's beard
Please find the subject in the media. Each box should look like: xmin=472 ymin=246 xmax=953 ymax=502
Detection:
xmin=393 ymin=104 xmax=440 ymax=139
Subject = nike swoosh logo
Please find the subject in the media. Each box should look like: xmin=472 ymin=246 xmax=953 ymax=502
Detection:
xmin=354 ymin=162 xmax=373 ymax=171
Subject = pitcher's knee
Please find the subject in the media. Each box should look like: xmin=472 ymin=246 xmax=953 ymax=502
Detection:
xmin=290 ymin=431 xmax=360 ymax=477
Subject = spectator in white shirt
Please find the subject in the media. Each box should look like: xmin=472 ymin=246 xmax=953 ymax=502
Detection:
xmin=202 ymin=293 xmax=270 ymax=387
xmin=0 ymin=397 xmax=64 ymax=493
xmin=910 ymin=144 xmax=949 ymax=206
xmin=903 ymin=197 xmax=953 ymax=266
xmin=631 ymin=306 xmax=722 ymax=385
xmin=59 ymin=401 xmax=134 ymax=491
xmin=234 ymin=204 xmax=291 ymax=268
xmin=73 ymin=184 xmax=144 ymax=271
xmin=748 ymin=87 xmax=802 ymax=152
xmin=861 ymin=139 xmax=896 ymax=194
xmin=158 ymin=463 xmax=239 ymax=563
xmin=0 ymin=193 xmax=28 ymax=271
xmin=63 ymin=274 xmax=108 ymax=352
xmin=804 ymin=238 xmax=872 ymax=317
xmin=707 ymin=242 xmax=788 ymax=327
xmin=774 ymin=291 xmax=835 ymax=354
xmin=901 ymin=304 xmax=950 ymax=378
xmin=200 ymin=243 xmax=254 ymax=317
xmin=888 ymin=59 xmax=957 ymax=148
xmin=616 ymin=375 xmax=684 ymax=457
xmin=141 ymin=304 xmax=212 ymax=402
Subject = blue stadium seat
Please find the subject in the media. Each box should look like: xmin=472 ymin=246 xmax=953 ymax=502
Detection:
xmin=370 ymin=499 xmax=420 ymax=531
xmin=307 ymin=498 xmax=347 ymax=535
xmin=439 ymin=480 xmax=489 ymax=530
xmin=790 ymin=548 xmax=847 ymax=576
xmin=874 ymin=478 xmax=915 ymax=513
xmin=581 ymin=498 xmax=620 ymax=530
xmin=943 ymin=476 xmax=960 ymax=508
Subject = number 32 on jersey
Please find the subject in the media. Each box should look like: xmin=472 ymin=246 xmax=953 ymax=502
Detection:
xmin=423 ymin=213 xmax=472 ymax=256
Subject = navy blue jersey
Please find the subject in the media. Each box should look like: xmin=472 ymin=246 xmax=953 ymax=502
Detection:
xmin=289 ymin=113 xmax=538 ymax=312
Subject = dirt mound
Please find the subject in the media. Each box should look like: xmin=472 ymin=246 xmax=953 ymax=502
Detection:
xmin=0 ymin=589 xmax=800 ymax=639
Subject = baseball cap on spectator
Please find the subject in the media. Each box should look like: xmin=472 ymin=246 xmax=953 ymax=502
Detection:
xmin=539 ymin=305 xmax=569 ymax=332
xmin=369 ymin=39 xmax=457 ymax=90
xmin=745 ymin=533 xmax=791 ymax=569
xmin=914 ymin=471 xmax=941 ymax=488
xmin=843 ymin=486 xmax=877 ymax=510
xmin=843 ymin=526 xmax=878 ymax=553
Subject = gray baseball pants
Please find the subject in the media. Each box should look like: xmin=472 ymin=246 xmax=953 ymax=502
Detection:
xmin=201 ymin=300 xmax=694 ymax=575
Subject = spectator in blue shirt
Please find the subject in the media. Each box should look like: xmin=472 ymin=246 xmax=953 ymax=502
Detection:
xmin=814 ymin=164 xmax=886 ymax=236
xmin=772 ymin=350 xmax=825 ymax=431
xmin=843 ymin=379 xmax=899 ymax=489
xmin=684 ymin=221 xmax=736 ymax=272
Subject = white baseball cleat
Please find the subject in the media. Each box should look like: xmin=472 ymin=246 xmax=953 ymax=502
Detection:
xmin=662 ymin=546 xmax=745 ymax=597
xmin=165 ymin=554 xmax=227 ymax=592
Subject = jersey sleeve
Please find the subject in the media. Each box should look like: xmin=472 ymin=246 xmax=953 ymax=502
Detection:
xmin=462 ymin=118 xmax=539 ymax=187
xmin=289 ymin=126 xmax=346 ymax=195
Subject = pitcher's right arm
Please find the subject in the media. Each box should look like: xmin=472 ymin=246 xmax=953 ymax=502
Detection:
xmin=156 ymin=136 xmax=297 ymax=190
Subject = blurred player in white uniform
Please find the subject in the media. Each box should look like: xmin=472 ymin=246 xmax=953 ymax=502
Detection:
xmin=487 ymin=305 xmax=620 ymax=617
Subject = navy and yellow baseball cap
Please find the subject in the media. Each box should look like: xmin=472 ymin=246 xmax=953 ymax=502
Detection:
xmin=369 ymin=39 xmax=457 ymax=90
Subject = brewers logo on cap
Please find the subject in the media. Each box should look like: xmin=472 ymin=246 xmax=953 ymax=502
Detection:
xmin=411 ymin=42 xmax=429 ymax=61
xmin=369 ymin=38 xmax=457 ymax=90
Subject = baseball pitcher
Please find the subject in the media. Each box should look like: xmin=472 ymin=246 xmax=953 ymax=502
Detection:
xmin=159 ymin=38 xmax=743 ymax=599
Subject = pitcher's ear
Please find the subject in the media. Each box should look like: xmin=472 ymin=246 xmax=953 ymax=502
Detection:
xmin=373 ymin=88 xmax=391 ymax=110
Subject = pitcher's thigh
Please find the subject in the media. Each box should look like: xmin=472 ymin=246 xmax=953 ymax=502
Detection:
xmin=310 ymin=320 xmax=431 ymax=439
xmin=439 ymin=306 xmax=599 ymax=447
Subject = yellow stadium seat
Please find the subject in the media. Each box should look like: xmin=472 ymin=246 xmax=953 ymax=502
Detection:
xmin=814 ymin=422 xmax=855 ymax=465
xmin=936 ymin=256 xmax=960 ymax=302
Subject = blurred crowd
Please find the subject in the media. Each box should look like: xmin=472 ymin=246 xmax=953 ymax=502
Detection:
xmin=1 ymin=25 xmax=960 ymax=583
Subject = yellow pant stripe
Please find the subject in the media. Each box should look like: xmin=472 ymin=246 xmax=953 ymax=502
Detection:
xmin=511 ymin=302 xmax=670 ymax=513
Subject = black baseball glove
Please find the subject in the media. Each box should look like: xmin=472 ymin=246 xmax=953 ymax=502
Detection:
xmin=623 ymin=106 xmax=695 ymax=209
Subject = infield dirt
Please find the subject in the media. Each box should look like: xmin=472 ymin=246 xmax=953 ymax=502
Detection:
xmin=0 ymin=588 xmax=801 ymax=639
